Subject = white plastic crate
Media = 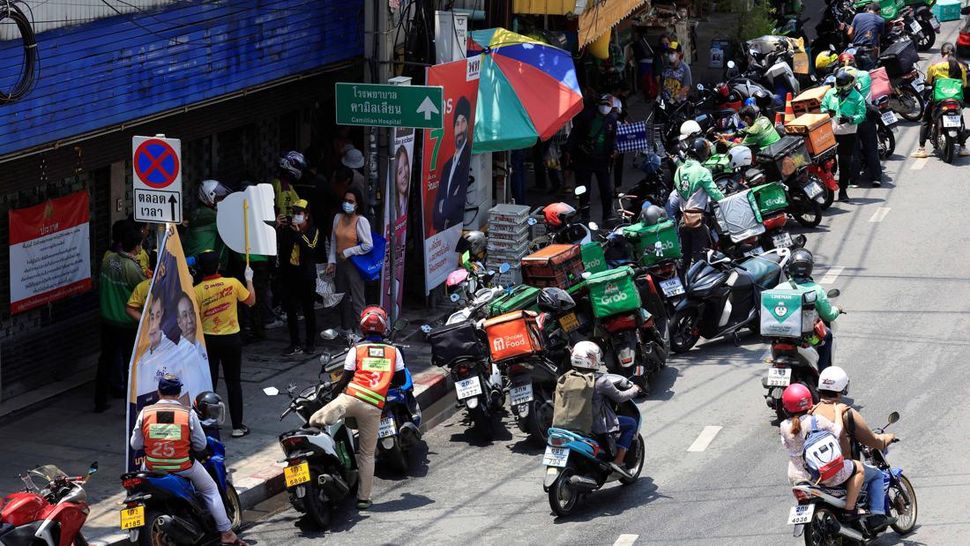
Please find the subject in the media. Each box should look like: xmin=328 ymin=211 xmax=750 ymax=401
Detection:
xmin=488 ymin=222 xmax=530 ymax=242
xmin=489 ymin=263 xmax=523 ymax=286
xmin=486 ymin=237 xmax=530 ymax=253
xmin=489 ymin=203 xmax=531 ymax=225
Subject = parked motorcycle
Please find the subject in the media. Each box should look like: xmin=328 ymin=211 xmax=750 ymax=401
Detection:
xmin=789 ymin=411 xmax=917 ymax=544
xmin=930 ymin=96 xmax=966 ymax=164
xmin=0 ymin=463 xmax=97 ymax=546
xmin=543 ymin=374 xmax=645 ymax=517
xmin=874 ymin=95 xmax=898 ymax=159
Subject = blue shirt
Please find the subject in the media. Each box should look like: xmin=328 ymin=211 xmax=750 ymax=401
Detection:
xmin=850 ymin=12 xmax=885 ymax=47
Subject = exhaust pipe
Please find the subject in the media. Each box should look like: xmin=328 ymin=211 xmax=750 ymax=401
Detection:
xmin=156 ymin=515 xmax=203 ymax=545
xmin=567 ymin=474 xmax=599 ymax=492
xmin=835 ymin=522 xmax=864 ymax=542
xmin=318 ymin=473 xmax=350 ymax=498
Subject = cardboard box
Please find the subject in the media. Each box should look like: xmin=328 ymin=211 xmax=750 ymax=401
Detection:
xmin=785 ymin=113 xmax=836 ymax=157
xmin=791 ymin=86 xmax=831 ymax=116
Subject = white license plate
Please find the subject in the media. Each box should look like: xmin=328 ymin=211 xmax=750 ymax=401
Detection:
xmin=378 ymin=417 xmax=397 ymax=439
xmin=803 ymin=181 xmax=823 ymax=199
xmin=455 ymin=376 xmax=483 ymax=400
xmin=909 ymin=21 xmax=921 ymax=33
xmin=913 ymin=81 xmax=925 ymax=92
xmin=510 ymin=383 xmax=533 ymax=405
xmin=542 ymin=446 xmax=570 ymax=467
xmin=743 ymin=246 xmax=765 ymax=258
xmin=772 ymin=232 xmax=793 ymax=248
xmin=930 ymin=17 xmax=940 ymax=31
xmin=766 ymin=367 xmax=792 ymax=387
xmin=659 ymin=277 xmax=685 ymax=297
xmin=788 ymin=504 xmax=815 ymax=525
xmin=881 ymin=111 xmax=897 ymax=126
xmin=943 ymin=115 xmax=962 ymax=129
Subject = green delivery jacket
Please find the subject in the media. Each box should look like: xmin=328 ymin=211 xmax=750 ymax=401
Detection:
xmin=789 ymin=278 xmax=840 ymax=322
xmin=846 ymin=67 xmax=872 ymax=101
xmin=673 ymin=158 xmax=725 ymax=206
xmin=740 ymin=116 xmax=782 ymax=148
xmin=820 ymin=88 xmax=867 ymax=126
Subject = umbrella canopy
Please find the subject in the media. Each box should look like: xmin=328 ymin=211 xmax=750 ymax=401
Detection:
xmin=468 ymin=28 xmax=583 ymax=153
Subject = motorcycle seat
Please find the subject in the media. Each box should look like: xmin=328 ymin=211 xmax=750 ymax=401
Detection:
xmin=741 ymin=254 xmax=783 ymax=286
xmin=796 ymin=480 xmax=847 ymax=498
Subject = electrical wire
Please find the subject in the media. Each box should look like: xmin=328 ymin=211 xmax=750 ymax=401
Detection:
xmin=0 ymin=0 xmax=39 ymax=104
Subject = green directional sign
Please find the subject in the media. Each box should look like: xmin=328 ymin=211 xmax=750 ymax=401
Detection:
xmin=335 ymin=83 xmax=444 ymax=129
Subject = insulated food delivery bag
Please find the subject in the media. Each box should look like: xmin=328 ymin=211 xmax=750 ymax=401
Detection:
xmin=622 ymin=219 xmax=682 ymax=266
xmin=483 ymin=310 xmax=545 ymax=362
xmin=586 ymin=266 xmax=642 ymax=318
xmin=759 ymin=289 xmax=803 ymax=338
xmin=428 ymin=321 xmax=485 ymax=367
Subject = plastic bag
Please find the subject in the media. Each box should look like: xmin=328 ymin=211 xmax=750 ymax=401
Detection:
xmin=315 ymin=265 xmax=344 ymax=308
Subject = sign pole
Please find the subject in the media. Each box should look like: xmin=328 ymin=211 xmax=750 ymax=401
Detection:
xmin=243 ymin=199 xmax=251 ymax=267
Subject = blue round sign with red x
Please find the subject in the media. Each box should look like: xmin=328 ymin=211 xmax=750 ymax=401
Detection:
xmin=134 ymin=139 xmax=180 ymax=189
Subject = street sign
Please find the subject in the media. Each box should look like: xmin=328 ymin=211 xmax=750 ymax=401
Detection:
xmin=132 ymin=135 xmax=182 ymax=223
xmin=335 ymin=83 xmax=444 ymax=129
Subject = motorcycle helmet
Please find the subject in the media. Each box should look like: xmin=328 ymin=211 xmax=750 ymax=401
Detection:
xmin=194 ymin=391 xmax=226 ymax=426
xmin=837 ymin=52 xmax=856 ymax=67
xmin=570 ymin=340 xmax=603 ymax=371
xmin=834 ymin=68 xmax=856 ymax=92
xmin=739 ymin=104 xmax=761 ymax=124
xmin=278 ymin=150 xmax=308 ymax=180
xmin=818 ymin=366 xmax=850 ymax=395
xmin=359 ymin=306 xmax=389 ymax=336
xmin=543 ymin=202 xmax=577 ymax=229
xmin=679 ymin=119 xmax=702 ymax=141
xmin=788 ymin=248 xmax=814 ymax=279
xmin=815 ymin=51 xmax=838 ymax=72
xmin=687 ymin=137 xmax=712 ymax=162
xmin=716 ymin=82 xmax=730 ymax=98
xmin=751 ymin=88 xmax=772 ymax=111
xmin=781 ymin=383 xmax=813 ymax=414
xmin=461 ymin=230 xmax=486 ymax=258
xmin=537 ymin=287 xmax=576 ymax=313
xmin=198 ymin=179 xmax=231 ymax=209
xmin=743 ymin=97 xmax=757 ymax=107
xmin=728 ymin=145 xmax=753 ymax=169
xmin=640 ymin=204 xmax=667 ymax=226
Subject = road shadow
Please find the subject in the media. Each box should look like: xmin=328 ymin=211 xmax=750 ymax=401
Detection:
xmin=645 ymin=365 xmax=679 ymax=401
xmin=374 ymin=439 xmax=431 ymax=480
xmin=550 ymin=476 xmax=663 ymax=523
xmin=508 ymin=436 xmax=545 ymax=456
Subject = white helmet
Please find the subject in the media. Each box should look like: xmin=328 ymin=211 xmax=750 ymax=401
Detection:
xmin=570 ymin=340 xmax=603 ymax=371
xmin=818 ymin=366 xmax=849 ymax=395
xmin=197 ymin=179 xmax=230 ymax=208
xmin=679 ymin=120 xmax=702 ymax=141
xmin=728 ymin=146 xmax=753 ymax=169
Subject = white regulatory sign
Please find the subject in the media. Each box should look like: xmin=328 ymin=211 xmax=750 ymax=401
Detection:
xmin=132 ymin=135 xmax=183 ymax=223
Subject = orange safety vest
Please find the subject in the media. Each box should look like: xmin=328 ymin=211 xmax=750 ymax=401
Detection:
xmin=142 ymin=404 xmax=193 ymax=472
xmin=345 ymin=343 xmax=397 ymax=409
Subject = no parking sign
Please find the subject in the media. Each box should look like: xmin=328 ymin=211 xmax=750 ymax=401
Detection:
xmin=132 ymin=135 xmax=182 ymax=223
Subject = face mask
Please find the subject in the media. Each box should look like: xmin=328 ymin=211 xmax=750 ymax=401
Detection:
xmin=598 ymin=105 xmax=612 ymax=115
xmin=292 ymin=214 xmax=305 ymax=225
xmin=668 ymin=53 xmax=678 ymax=63
xmin=342 ymin=202 xmax=356 ymax=214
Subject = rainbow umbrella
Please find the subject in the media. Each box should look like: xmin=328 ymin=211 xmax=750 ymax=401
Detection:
xmin=468 ymin=28 xmax=583 ymax=153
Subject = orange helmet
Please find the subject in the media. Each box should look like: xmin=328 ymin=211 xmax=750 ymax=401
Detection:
xmin=360 ymin=306 xmax=388 ymax=336
xmin=543 ymin=202 xmax=576 ymax=229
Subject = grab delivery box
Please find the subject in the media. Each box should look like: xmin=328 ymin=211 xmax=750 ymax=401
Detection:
xmin=760 ymin=289 xmax=804 ymax=338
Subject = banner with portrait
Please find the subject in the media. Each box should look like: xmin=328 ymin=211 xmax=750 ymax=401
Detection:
xmin=380 ymin=127 xmax=415 ymax=321
xmin=420 ymin=57 xmax=480 ymax=293
xmin=126 ymin=226 xmax=212 ymax=470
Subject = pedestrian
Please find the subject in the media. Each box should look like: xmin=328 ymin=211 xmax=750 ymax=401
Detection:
xmin=821 ymin=68 xmax=867 ymax=202
xmin=278 ymin=199 xmax=321 ymax=356
xmin=840 ymin=53 xmax=883 ymax=186
xmin=326 ymin=187 xmax=373 ymax=335
xmin=565 ymin=94 xmax=618 ymax=223
xmin=273 ymin=151 xmax=306 ymax=216
xmin=341 ymin=145 xmax=368 ymax=205
xmin=631 ymin=26 xmax=659 ymax=101
xmin=194 ymin=250 xmax=255 ymax=438
xmin=912 ymin=43 xmax=969 ymax=159
xmin=660 ymin=41 xmax=692 ymax=106
xmin=845 ymin=2 xmax=885 ymax=70
xmin=95 ymin=228 xmax=146 ymax=412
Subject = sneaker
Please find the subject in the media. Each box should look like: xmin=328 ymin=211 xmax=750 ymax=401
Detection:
xmin=871 ymin=179 xmax=881 ymax=187
xmin=231 ymin=425 xmax=250 ymax=438
xmin=264 ymin=319 xmax=285 ymax=329
xmin=282 ymin=345 xmax=303 ymax=356
xmin=356 ymin=499 xmax=372 ymax=510
xmin=838 ymin=191 xmax=850 ymax=202
xmin=608 ymin=462 xmax=632 ymax=478
xmin=911 ymin=147 xmax=929 ymax=158
xmin=865 ymin=514 xmax=896 ymax=532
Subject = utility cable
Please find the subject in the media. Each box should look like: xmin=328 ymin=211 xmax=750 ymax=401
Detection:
xmin=0 ymin=0 xmax=38 ymax=104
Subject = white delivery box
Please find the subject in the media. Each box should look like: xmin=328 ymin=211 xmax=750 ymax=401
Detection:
xmin=715 ymin=189 xmax=766 ymax=243
xmin=760 ymin=288 xmax=804 ymax=338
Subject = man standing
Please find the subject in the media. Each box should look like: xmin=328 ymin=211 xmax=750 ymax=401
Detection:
xmin=273 ymin=151 xmax=306 ymax=217
xmin=566 ymin=95 xmax=618 ymax=223
xmin=433 ymin=96 xmax=472 ymax=232
xmin=821 ymin=69 xmax=867 ymax=202
xmin=666 ymin=138 xmax=725 ymax=270
xmin=278 ymin=199 xmax=321 ymax=355
xmin=846 ymin=3 xmax=885 ymax=70
xmin=840 ymin=53 xmax=883 ymax=186
xmin=661 ymin=42 xmax=692 ymax=105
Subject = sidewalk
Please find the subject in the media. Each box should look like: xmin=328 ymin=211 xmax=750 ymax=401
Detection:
xmin=0 ymin=306 xmax=451 ymax=545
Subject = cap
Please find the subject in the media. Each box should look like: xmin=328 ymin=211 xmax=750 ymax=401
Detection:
xmin=669 ymin=41 xmax=682 ymax=52
xmin=292 ymin=199 xmax=309 ymax=210
xmin=158 ymin=373 xmax=183 ymax=396
xmin=342 ymin=148 xmax=365 ymax=169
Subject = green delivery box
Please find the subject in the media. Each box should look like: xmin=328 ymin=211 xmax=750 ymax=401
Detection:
xmin=748 ymin=182 xmax=788 ymax=217
xmin=622 ymin=219 xmax=682 ymax=267
xmin=933 ymin=78 xmax=964 ymax=102
xmin=488 ymin=285 xmax=540 ymax=316
xmin=586 ymin=266 xmax=642 ymax=318
xmin=581 ymin=242 xmax=608 ymax=274
xmin=759 ymin=289 xmax=803 ymax=338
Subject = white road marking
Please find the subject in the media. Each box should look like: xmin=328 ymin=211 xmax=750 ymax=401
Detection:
xmin=869 ymin=207 xmax=891 ymax=223
xmin=911 ymin=158 xmax=928 ymax=170
xmin=687 ymin=426 xmax=723 ymax=452
xmin=819 ymin=267 xmax=844 ymax=285
xmin=613 ymin=535 xmax=639 ymax=546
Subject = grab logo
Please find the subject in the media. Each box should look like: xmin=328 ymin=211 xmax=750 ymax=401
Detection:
xmin=653 ymin=240 xmax=674 ymax=256
xmin=599 ymin=282 xmax=629 ymax=305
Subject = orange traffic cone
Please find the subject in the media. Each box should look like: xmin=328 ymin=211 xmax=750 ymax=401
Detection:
xmin=784 ymin=92 xmax=795 ymax=124
xmin=775 ymin=110 xmax=785 ymax=126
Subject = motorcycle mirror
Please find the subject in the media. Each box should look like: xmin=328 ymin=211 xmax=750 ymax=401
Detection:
xmin=420 ymin=324 xmax=433 ymax=334
xmin=887 ymin=411 xmax=900 ymax=425
xmin=696 ymin=83 xmax=705 ymax=91
xmin=88 ymin=462 xmax=98 ymax=476
xmin=574 ymin=185 xmax=588 ymax=196
xmin=588 ymin=221 xmax=599 ymax=231
xmin=262 ymin=386 xmax=280 ymax=396
xmin=727 ymin=60 xmax=736 ymax=69
xmin=320 ymin=328 xmax=338 ymax=340
xmin=320 ymin=353 xmax=332 ymax=366
xmin=450 ymin=292 xmax=461 ymax=303
xmin=286 ymin=384 xmax=298 ymax=395
xmin=499 ymin=263 xmax=511 ymax=274
xmin=826 ymin=289 xmax=841 ymax=298
xmin=527 ymin=217 xmax=538 ymax=226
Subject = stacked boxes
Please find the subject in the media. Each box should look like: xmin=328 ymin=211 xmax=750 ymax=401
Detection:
xmin=487 ymin=203 xmax=532 ymax=285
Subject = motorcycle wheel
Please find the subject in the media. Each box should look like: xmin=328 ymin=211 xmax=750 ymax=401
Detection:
xmin=877 ymin=124 xmax=895 ymax=160
xmin=941 ymin=134 xmax=955 ymax=164
xmin=138 ymin=510 xmax=171 ymax=546
xmin=548 ymin=466 xmax=580 ymax=517
xmin=531 ymin=393 xmax=554 ymax=443
xmin=803 ymin=505 xmax=846 ymax=546
xmin=893 ymin=87 xmax=924 ymax=122
xmin=383 ymin=439 xmax=409 ymax=474
xmin=916 ymin=23 xmax=935 ymax=51
xmin=224 ymin=483 xmax=243 ymax=532
xmin=820 ymin=186 xmax=834 ymax=210
xmin=303 ymin=481 xmax=332 ymax=530
xmin=889 ymin=475 xmax=919 ymax=535
xmin=792 ymin=194 xmax=822 ymax=228
xmin=619 ymin=433 xmax=646 ymax=485
xmin=470 ymin=406 xmax=495 ymax=440
xmin=670 ymin=308 xmax=701 ymax=354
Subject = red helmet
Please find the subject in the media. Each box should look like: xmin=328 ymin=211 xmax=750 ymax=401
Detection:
xmin=837 ymin=52 xmax=855 ymax=67
xmin=782 ymin=383 xmax=813 ymax=414
xmin=716 ymin=82 xmax=730 ymax=97
xmin=359 ymin=306 xmax=388 ymax=336
xmin=543 ymin=202 xmax=576 ymax=229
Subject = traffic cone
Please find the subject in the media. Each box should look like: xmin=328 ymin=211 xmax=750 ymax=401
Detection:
xmin=775 ymin=110 xmax=785 ymax=126
xmin=784 ymin=92 xmax=795 ymax=124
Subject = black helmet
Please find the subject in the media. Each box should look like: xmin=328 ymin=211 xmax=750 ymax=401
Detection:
xmin=688 ymin=137 xmax=712 ymax=162
xmin=537 ymin=287 xmax=576 ymax=313
xmin=640 ymin=204 xmax=667 ymax=226
xmin=194 ymin=391 xmax=226 ymax=426
xmin=835 ymin=68 xmax=855 ymax=92
xmin=788 ymin=248 xmax=814 ymax=280
xmin=739 ymin=104 xmax=761 ymax=122
xmin=461 ymin=230 xmax=486 ymax=257
xmin=751 ymin=88 xmax=772 ymax=111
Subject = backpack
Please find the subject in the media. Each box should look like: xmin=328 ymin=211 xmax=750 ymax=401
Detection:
xmin=802 ymin=416 xmax=845 ymax=483
xmin=552 ymin=370 xmax=596 ymax=434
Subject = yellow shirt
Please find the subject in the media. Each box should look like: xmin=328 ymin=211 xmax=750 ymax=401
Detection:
xmin=194 ymin=275 xmax=250 ymax=335
xmin=272 ymin=178 xmax=301 ymax=215
xmin=926 ymin=61 xmax=968 ymax=87
xmin=126 ymin=279 xmax=151 ymax=310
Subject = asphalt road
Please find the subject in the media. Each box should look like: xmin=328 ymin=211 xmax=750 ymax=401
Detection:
xmin=240 ymin=24 xmax=970 ymax=546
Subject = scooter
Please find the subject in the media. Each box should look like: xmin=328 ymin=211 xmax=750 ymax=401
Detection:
xmin=543 ymin=374 xmax=645 ymax=517
xmin=789 ymin=412 xmax=917 ymax=544
xmin=930 ymin=97 xmax=966 ymax=164
xmin=0 ymin=463 xmax=97 ymax=546
xmin=670 ymin=248 xmax=791 ymax=353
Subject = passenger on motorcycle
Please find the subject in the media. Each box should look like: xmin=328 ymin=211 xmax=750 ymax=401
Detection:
xmin=129 ymin=375 xmax=247 ymax=546
xmin=665 ymin=138 xmax=725 ymax=269
xmin=821 ymin=69 xmax=867 ymax=202
xmin=846 ymin=2 xmax=885 ymax=69
xmin=810 ymin=367 xmax=897 ymax=531
xmin=309 ymin=306 xmax=410 ymax=510
xmin=912 ymin=43 xmax=970 ymax=158
xmin=735 ymin=104 xmax=781 ymax=150
xmin=569 ymin=341 xmax=641 ymax=477
xmin=783 ymin=249 xmax=842 ymax=372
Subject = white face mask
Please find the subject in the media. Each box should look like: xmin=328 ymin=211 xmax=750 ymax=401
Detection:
xmin=292 ymin=214 xmax=305 ymax=225
xmin=598 ymin=105 xmax=612 ymax=115
xmin=669 ymin=53 xmax=679 ymax=63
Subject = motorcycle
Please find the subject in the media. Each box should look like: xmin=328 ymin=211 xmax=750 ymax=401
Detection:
xmin=789 ymin=411 xmax=917 ymax=544
xmin=806 ymin=147 xmax=839 ymax=210
xmin=930 ymin=97 xmax=966 ymax=164
xmin=670 ymin=248 xmax=791 ymax=353
xmin=887 ymin=69 xmax=927 ymax=122
xmin=874 ymin=95 xmax=898 ymax=159
xmin=543 ymin=374 xmax=645 ymax=517
xmin=119 ymin=403 xmax=243 ymax=545
xmin=0 ymin=463 xmax=97 ymax=546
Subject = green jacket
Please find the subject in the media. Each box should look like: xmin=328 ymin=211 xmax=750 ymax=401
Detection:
xmin=820 ymin=88 xmax=867 ymax=125
xmin=790 ymin=278 xmax=840 ymax=322
xmin=99 ymin=251 xmax=146 ymax=327
xmin=673 ymin=158 xmax=725 ymax=206
xmin=740 ymin=116 xmax=782 ymax=148
xmin=846 ymin=66 xmax=872 ymax=100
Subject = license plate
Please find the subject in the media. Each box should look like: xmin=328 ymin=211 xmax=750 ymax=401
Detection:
xmin=788 ymin=504 xmax=815 ymax=525
xmin=542 ymin=446 xmax=570 ymax=467
xmin=743 ymin=246 xmax=765 ymax=258
xmin=803 ymin=181 xmax=823 ymax=199
xmin=943 ymin=115 xmax=962 ymax=128
xmin=772 ymin=232 xmax=793 ymax=248
xmin=880 ymin=111 xmax=897 ymax=126
xmin=284 ymin=461 xmax=311 ymax=487
xmin=378 ymin=416 xmax=397 ymax=439
xmin=930 ymin=17 xmax=940 ymax=31
xmin=510 ymin=383 xmax=533 ymax=405
xmin=909 ymin=20 xmax=921 ymax=33
xmin=560 ymin=312 xmax=579 ymax=333
xmin=659 ymin=277 xmax=685 ymax=297
xmin=766 ymin=367 xmax=792 ymax=387
xmin=120 ymin=505 xmax=145 ymax=530
xmin=455 ymin=376 xmax=483 ymax=400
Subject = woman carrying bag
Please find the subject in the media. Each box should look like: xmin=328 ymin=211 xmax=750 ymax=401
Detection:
xmin=326 ymin=187 xmax=373 ymax=334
